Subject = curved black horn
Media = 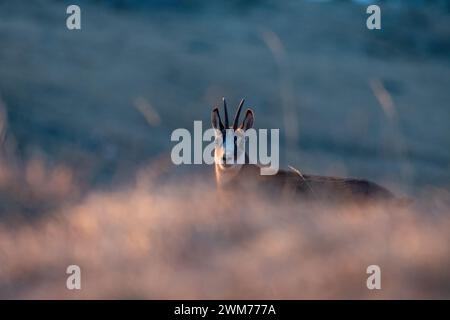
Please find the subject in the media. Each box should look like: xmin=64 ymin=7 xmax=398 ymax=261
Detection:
xmin=222 ymin=97 xmax=229 ymax=128
xmin=233 ymin=98 xmax=245 ymax=129
xmin=212 ymin=107 xmax=224 ymax=130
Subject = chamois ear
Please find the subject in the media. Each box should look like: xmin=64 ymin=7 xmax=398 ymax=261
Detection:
xmin=211 ymin=107 xmax=224 ymax=130
xmin=241 ymin=109 xmax=254 ymax=131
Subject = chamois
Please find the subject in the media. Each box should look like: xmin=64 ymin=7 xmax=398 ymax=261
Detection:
xmin=211 ymin=98 xmax=394 ymax=202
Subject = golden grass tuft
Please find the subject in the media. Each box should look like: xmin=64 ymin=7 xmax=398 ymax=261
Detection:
xmin=0 ymin=162 xmax=449 ymax=299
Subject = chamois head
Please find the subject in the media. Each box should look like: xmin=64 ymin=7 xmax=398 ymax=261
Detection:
xmin=211 ymin=98 xmax=254 ymax=170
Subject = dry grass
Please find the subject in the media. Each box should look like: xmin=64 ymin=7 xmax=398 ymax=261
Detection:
xmin=0 ymin=159 xmax=449 ymax=299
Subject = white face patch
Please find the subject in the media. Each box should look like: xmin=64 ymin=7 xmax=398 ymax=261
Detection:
xmin=214 ymin=129 xmax=246 ymax=169
xmin=234 ymin=129 xmax=246 ymax=163
xmin=224 ymin=130 xmax=235 ymax=162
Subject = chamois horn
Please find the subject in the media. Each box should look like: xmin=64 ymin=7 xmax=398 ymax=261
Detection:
xmin=233 ymin=98 xmax=245 ymax=130
xmin=222 ymin=97 xmax=229 ymax=128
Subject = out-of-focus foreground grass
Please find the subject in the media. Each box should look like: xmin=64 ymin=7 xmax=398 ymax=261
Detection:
xmin=0 ymin=152 xmax=449 ymax=299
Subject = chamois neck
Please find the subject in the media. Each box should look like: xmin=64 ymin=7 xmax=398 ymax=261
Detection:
xmin=214 ymin=153 xmax=251 ymax=187
xmin=215 ymin=163 xmax=243 ymax=186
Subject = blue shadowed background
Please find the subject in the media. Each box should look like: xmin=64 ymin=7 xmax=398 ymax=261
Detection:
xmin=1 ymin=0 xmax=449 ymax=192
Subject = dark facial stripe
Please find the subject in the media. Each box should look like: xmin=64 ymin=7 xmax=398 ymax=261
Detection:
xmin=234 ymin=135 xmax=237 ymax=160
xmin=219 ymin=129 xmax=240 ymax=164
